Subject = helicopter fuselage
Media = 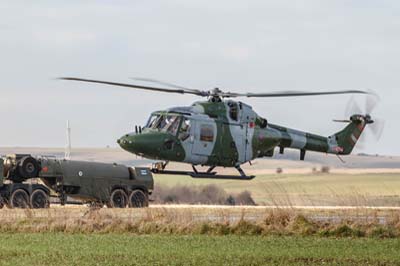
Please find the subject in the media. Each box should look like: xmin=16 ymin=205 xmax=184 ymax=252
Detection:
xmin=118 ymin=100 xmax=367 ymax=167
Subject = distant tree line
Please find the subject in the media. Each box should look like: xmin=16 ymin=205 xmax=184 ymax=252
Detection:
xmin=152 ymin=184 xmax=256 ymax=205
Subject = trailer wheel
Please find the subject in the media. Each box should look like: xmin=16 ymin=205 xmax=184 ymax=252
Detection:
xmin=9 ymin=189 xmax=30 ymax=209
xmin=128 ymin=190 xmax=148 ymax=208
xmin=109 ymin=189 xmax=128 ymax=208
xmin=30 ymin=189 xmax=49 ymax=209
xmin=18 ymin=156 xmax=40 ymax=179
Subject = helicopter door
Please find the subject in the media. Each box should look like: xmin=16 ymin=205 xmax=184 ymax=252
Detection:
xmin=228 ymin=124 xmax=247 ymax=163
xmin=192 ymin=122 xmax=216 ymax=157
xmin=244 ymin=123 xmax=252 ymax=162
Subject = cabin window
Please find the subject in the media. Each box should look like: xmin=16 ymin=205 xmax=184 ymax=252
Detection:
xmin=228 ymin=102 xmax=238 ymax=121
xmin=259 ymin=118 xmax=268 ymax=128
xmin=200 ymin=124 xmax=214 ymax=142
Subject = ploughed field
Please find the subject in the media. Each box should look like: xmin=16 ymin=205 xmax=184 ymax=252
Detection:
xmin=1 ymin=234 xmax=400 ymax=266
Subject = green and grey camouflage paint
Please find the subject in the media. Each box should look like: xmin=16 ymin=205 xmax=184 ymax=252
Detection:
xmin=118 ymin=100 xmax=367 ymax=167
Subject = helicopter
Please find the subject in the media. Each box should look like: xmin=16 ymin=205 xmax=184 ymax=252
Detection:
xmin=60 ymin=77 xmax=382 ymax=180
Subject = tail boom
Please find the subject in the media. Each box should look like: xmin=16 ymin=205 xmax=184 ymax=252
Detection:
xmin=255 ymin=115 xmax=369 ymax=160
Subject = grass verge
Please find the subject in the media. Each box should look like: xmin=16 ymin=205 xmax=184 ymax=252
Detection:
xmin=0 ymin=207 xmax=400 ymax=238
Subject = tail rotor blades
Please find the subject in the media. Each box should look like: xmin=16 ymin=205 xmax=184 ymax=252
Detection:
xmin=364 ymin=93 xmax=384 ymax=141
xmin=355 ymin=117 xmax=384 ymax=150
xmin=345 ymin=96 xmax=363 ymax=117
xmin=341 ymin=93 xmax=384 ymax=151
xmin=369 ymin=118 xmax=385 ymax=140
xmin=365 ymin=93 xmax=380 ymax=115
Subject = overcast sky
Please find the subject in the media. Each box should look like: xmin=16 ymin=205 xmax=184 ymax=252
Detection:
xmin=0 ymin=1 xmax=399 ymax=155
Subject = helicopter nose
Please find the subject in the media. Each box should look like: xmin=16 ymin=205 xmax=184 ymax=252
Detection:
xmin=117 ymin=135 xmax=131 ymax=148
xmin=118 ymin=132 xmax=164 ymax=157
xmin=118 ymin=134 xmax=145 ymax=154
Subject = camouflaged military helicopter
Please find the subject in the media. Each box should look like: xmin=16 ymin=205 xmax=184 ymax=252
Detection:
xmin=61 ymin=77 xmax=382 ymax=180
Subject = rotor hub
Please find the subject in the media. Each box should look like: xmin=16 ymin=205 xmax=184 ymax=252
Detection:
xmin=365 ymin=114 xmax=374 ymax=124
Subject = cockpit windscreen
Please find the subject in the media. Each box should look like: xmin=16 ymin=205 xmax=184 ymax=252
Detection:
xmin=145 ymin=113 xmax=182 ymax=135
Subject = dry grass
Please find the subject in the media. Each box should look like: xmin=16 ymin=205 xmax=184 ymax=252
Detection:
xmin=0 ymin=206 xmax=399 ymax=238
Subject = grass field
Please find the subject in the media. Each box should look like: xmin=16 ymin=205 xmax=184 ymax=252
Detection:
xmin=0 ymin=233 xmax=400 ymax=266
xmin=154 ymin=172 xmax=400 ymax=206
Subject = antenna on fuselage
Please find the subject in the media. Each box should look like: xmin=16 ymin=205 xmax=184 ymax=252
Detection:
xmin=65 ymin=120 xmax=71 ymax=160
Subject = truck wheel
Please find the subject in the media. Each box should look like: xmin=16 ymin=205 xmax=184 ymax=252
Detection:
xmin=128 ymin=190 xmax=148 ymax=208
xmin=18 ymin=156 xmax=40 ymax=179
xmin=109 ymin=189 xmax=127 ymax=208
xmin=30 ymin=189 xmax=49 ymax=209
xmin=9 ymin=189 xmax=30 ymax=209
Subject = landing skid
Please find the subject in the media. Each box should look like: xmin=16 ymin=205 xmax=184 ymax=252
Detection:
xmin=190 ymin=173 xmax=255 ymax=180
xmin=150 ymin=163 xmax=255 ymax=180
xmin=150 ymin=169 xmax=217 ymax=176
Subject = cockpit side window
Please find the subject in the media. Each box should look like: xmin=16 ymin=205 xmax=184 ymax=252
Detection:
xmin=151 ymin=115 xmax=165 ymax=129
xmin=159 ymin=116 xmax=169 ymax=129
xmin=166 ymin=116 xmax=181 ymax=135
xmin=228 ymin=102 xmax=239 ymax=121
xmin=149 ymin=114 xmax=181 ymax=134
xmin=178 ymin=117 xmax=191 ymax=141
xmin=147 ymin=114 xmax=186 ymax=137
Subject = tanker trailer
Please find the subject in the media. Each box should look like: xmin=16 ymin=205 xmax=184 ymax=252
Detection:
xmin=39 ymin=158 xmax=153 ymax=208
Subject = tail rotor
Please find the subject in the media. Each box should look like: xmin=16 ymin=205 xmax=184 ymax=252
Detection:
xmin=335 ymin=93 xmax=385 ymax=149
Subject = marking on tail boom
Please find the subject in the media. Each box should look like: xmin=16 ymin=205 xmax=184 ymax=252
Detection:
xmin=332 ymin=146 xmax=344 ymax=153
xmin=287 ymin=130 xmax=307 ymax=149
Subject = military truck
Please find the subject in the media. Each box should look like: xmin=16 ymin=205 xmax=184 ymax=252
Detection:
xmin=0 ymin=154 xmax=153 ymax=209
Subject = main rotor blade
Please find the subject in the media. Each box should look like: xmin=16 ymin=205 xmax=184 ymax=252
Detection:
xmin=131 ymin=77 xmax=202 ymax=94
xmin=59 ymin=77 xmax=206 ymax=96
xmin=60 ymin=77 xmax=371 ymax=100
xmin=234 ymin=90 xmax=369 ymax=98
xmin=333 ymin=119 xmax=351 ymax=123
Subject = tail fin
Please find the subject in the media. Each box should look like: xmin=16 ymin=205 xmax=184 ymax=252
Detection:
xmin=329 ymin=115 xmax=370 ymax=155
